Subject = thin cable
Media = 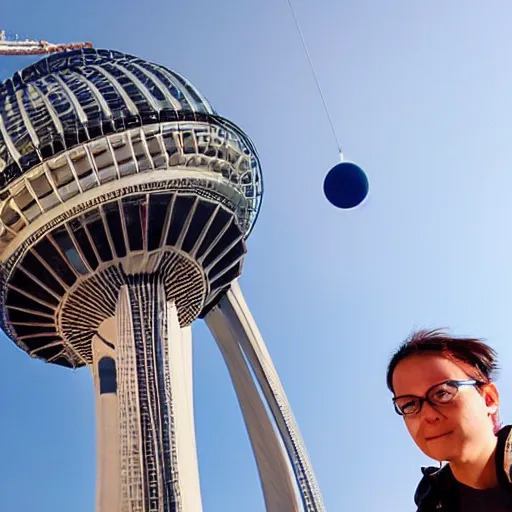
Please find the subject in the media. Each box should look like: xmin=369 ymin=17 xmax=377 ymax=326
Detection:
xmin=286 ymin=0 xmax=343 ymax=161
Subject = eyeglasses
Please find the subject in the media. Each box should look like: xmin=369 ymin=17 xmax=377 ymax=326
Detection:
xmin=392 ymin=379 xmax=482 ymax=416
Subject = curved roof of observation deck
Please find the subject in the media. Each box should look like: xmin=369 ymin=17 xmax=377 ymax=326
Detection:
xmin=0 ymin=48 xmax=262 ymax=232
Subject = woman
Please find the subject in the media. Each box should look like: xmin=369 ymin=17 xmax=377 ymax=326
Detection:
xmin=387 ymin=329 xmax=512 ymax=511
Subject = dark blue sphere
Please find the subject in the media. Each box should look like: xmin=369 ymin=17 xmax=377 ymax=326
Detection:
xmin=323 ymin=162 xmax=369 ymax=209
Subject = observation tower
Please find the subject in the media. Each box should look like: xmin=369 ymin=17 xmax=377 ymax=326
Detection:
xmin=0 ymin=40 xmax=325 ymax=512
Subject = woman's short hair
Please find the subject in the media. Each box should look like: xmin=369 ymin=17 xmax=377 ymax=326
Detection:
xmin=386 ymin=329 xmax=499 ymax=393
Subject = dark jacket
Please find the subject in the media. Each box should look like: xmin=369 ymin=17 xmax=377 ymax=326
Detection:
xmin=414 ymin=425 xmax=512 ymax=511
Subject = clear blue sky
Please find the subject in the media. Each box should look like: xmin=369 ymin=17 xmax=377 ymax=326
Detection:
xmin=2 ymin=1 xmax=512 ymax=511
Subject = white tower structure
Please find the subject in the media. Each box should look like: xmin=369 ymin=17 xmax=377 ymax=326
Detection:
xmin=0 ymin=45 xmax=326 ymax=512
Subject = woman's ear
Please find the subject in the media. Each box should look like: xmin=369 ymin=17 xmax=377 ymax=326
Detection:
xmin=483 ymin=382 xmax=499 ymax=414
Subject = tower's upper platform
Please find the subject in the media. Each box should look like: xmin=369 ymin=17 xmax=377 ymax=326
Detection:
xmin=0 ymin=48 xmax=213 ymax=187
xmin=0 ymin=48 xmax=262 ymax=235
xmin=0 ymin=48 xmax=263 ymax=366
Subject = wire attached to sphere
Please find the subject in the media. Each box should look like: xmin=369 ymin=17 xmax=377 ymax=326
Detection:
xmin=285 ymin=0 xmax=369 ymax=209
xmin=285 ymin=0 xmax=343 ymax=161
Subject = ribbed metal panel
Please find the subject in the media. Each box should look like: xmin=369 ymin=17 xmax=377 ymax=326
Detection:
xmin=2 ymin=192 xmax=245 ymax=366
xmin=0 ymin=48 xmax=214 ymax=184
xmin=0 ymin=48 xmax=262 ymax=234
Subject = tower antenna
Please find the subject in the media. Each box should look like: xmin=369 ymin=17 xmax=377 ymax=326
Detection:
xmin=0 ymin=29 xmax=93 ymax=56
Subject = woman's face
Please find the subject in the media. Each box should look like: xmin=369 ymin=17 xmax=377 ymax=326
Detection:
xmin=392 ymin=354 xmax=499 ymax=463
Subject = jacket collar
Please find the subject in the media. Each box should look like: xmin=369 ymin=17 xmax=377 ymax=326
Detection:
xmin=495 ymin=424 xmax=512 ymax=488
xmin=415 ymin=425 xmax=512 ymax=509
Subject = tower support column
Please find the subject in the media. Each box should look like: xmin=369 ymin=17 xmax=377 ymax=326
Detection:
xmin=92 ymin=317 xmax=121 ymax=512
xmin=207 ymin=309 xmax=299 ymax=512
xmin=92 ymin=275 xmax=203 ymax=512
xmin=206 ymin=280 xmax=326 ymax=512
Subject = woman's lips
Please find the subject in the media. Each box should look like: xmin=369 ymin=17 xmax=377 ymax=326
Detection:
xmin=425 ymin=431 xmax=453 ymax=441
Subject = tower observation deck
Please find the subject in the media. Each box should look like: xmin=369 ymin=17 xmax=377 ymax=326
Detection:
xmin=0 ymin=47 xmax=325 ymax=512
